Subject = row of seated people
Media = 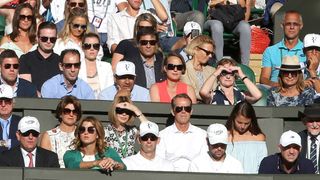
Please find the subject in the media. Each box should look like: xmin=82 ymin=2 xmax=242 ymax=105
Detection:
xmin=0 ymin=87 xmax=318 ymax=174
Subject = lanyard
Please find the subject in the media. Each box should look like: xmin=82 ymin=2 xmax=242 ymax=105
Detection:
xmin=113 ymin=126 xmax=128 ymax=157
xmin=91 ymin=0 xmax=110 ymax=19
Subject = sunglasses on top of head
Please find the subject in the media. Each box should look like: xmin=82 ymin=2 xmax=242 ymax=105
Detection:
xmin=174 ymin=106 xmax=192 ymax=113
xmin=20 ymin=130 xmax=40 ymax=137
xmin=4 ymin=63 xmax=19 ymax=69
xmin=83 ymin=43 xmax=100 ymax=50
xmin=140 ymin=133 xmax=158 ymax=141
xmin=167 ymin=64 xmax=183 ymax=71
xmin=139 ymin=40 xmax=157 ymax=46
xmin=69 ymin=2 xmax=85 ymax=8
xmin=79 ymin=126 xmax=96 ymax=134
xmin=19 ymin=15 xmax=33 ymax=21
xmin=115 ymin=107 xmax=134 ymax=116
xmin=39 ymin=36 xmax=57 ymax=43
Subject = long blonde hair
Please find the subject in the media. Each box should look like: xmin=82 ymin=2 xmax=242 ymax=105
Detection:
xmin=277 ymin=70 xmax=305 ymax=93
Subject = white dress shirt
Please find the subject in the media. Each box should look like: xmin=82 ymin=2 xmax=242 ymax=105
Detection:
xmin=21 ymin=148 xmax=37 ymax=167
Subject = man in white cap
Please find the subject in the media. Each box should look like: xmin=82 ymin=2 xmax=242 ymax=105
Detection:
xmin=98 ymin=60 xmax=150 ymax=101
xmin=0 ymin=84 xmax=21 ymax=152
xmin=303 ymin=34 xmax=320 ymax=86
xmin=122 ymin=121 xmax=174 ymax=171
xmin=188 ymin=123 xmax=243 ymax=173
xmin=0 ymin=116 xmax=59 ymax=167
xmin=259 ymin=130 xmax=315 ymax=174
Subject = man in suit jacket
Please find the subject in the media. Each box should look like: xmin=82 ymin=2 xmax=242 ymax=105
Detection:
xmin=0 ymin=84 xmax=22 ymax=152
xmin=298 ymin=104 xmax=320 ymax=173
xmin=0 ymin=116 xmax=59 ymax=167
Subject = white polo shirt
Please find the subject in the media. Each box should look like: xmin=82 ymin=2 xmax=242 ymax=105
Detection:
xmin=188 ymin=152 xmax=244 ymax=173
xmin=156 ymin=123 xmax=208 ymax=172
xmin=123 ymin=152 xmax=174 ymax=171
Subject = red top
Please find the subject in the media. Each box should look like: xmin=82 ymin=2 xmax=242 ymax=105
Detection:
xmin=156 ymin=80 xmax=188 ymax=103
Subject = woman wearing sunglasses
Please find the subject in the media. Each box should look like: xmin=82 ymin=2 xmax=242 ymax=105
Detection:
xmin=200 ymin=58 xmax=262 ymax=105
xmin=267 ymin=56 xmax=320 ymax=106
xmin=105 ymin=90 xmax=148 ymax=158
xmin=149 ymin=52 xmax=197 ymax=103
xmin=64 ymin=116 xmax=125 ymax=170
xmin=40 ymin=95 xmax=82 ymax=168
xmin=0 ymin=3 xmax=37 ymax=57
xmin=181 ymin=35 xmax=217 ymax=103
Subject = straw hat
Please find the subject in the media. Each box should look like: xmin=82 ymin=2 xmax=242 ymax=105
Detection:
xmin=276 ymin=56 xmax=304 ymax=71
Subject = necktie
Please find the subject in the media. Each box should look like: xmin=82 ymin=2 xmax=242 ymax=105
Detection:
xmin=1 ymin=121 xmax=8 ymax=140
xmin=27 ymin=152 xmax=34 ymax=168
xmin=310 ymin=137 xmax=318 ymax=173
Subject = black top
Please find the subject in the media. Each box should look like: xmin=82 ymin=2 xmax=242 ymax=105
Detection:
xmin=19 ymin=49 xmax=61 ymax=91
xmin=259 ymin=153 xmax=315 ymax=174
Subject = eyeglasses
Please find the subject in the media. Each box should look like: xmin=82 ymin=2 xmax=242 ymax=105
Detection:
xmin=115 ymin=107 xmax=134 ymax=116
xmin=39 ymin=36 xmax=57 ymax=43
xmin=79 ymin=126 xmax=96 ymax=134
xmin=283 ymin=22 xmax=301 ymax=27
xmin=220 ymin=70 xmax=237 ymax=77
xmin=69 ymin=2 xmax=85 ymax=8
xmin=140 ymin=133 xmax=158 ymax=141
xmin=83 ymin=43 xmax=100 ymax=50
xmin=175 ymin=106 xmax=192 ymax=113
xmin=4 ymin=63 xmax=19 ymax=69
xmin=20 ymin=130 xmax=40 ymax=137
xmin=19 ymin=15 xmax=33 ymax=21
xmin=62 ymin=62 xmax=81 ymax=69
xmin=72 ymin=23 xmax=87 ymax=30
xmin=139 ymin=40 xmax=157 ymax=46
xmin=281 ymin=71 xmax=298 ymax=77
xmin=117 ymin=75 xmax=135 ymax=80
xmin=197 ymin=46 xmax=214 ymax=56
xmin=0 ymin=98 xmax=12 ymax=105
xmin=63 ymin=108 xmax=78 ymax=115
xmin=167 ymin=64 xmax=183 ymax=71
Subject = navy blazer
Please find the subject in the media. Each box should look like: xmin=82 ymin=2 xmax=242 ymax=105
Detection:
xmin=299 ymin=129 xmax=320 ymax=172
xmin=0 ymin=114 xmax=21 ymax=153
xmin=0 ymin=78 xmax=37 ymax=98
xmin=0 ymin=146 xmax=59 ymax=167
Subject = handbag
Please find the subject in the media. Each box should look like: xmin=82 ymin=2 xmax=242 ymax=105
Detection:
xmin=250 ymin=26 xmax=272 ymax=54
xmin=208 ymin=3 xmax=246 ymax=32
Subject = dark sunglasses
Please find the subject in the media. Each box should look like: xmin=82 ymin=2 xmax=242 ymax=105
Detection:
xmin=0 ymin=98 xmax=12 ymax=105
xmin=115 ymin=107 xmax=134 ymax=116
xmin=220 ymin=70 xmax=237 ymax=77
xmin=39 ymin=36 xmax=57 ymax=43
xmin=197 ymin=46 xmax=214 ymax=56
xmin=140 ymin=133 xmax=158 ymax=141
xmin=72 ymin=23 xmax=87 ymax=30
xmin=20 ymin=130 xmax=40 ymax=137
xmin=19 ymin=15 xmax=33 ymax=21
xmin=79 ymin=126 xmax=96 ymax=134
xmin=83 ymin=43 xmax=100 ymax=50
xmin=63 ymin=62 xmax=81 ymax=69
xmin=63 ymin=108 xmax=78 ymax=115
xmin=281 ymin=71 xmax=298 ymax=77
xmin=139 ymin=40 xmax=157 ymax=46
xmin=4 ymin=63 xmax=19 ymax=69
xmin=69 ymin=2 xmax=85 ymax=7
xmin=175 ymin=106 xmax=192 ymax=113
xmin=167 ymin=64 xmax=183 ymax=71
xmin=117 ymin=75 xmax=135 ymax=80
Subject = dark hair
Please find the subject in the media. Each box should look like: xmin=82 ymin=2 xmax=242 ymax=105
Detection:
xmin=136 ymin=28 xmax=159 ymax=43
xmin=82 ymin=32 xmax=100 ymax=45
xmin=55 ymin=95 xmax=82 ymax=122
xmin=37 ymin=21 xmax=57 ymax=37
xmin=225 ymin=101 xmax=264 ymax=142
xmin=171 ymin=93 xmax=192 ymax=110
xmin=60 ymin=49 xmax=80 ymax=63
xmin=163 ymin=52 xmax=186 ymax=74
xmin=0 ymin=50 xmax=19 ymax=64
xmin=10 ymin=3 xmax=37 ymax=44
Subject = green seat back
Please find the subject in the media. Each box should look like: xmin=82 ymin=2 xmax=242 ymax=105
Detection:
xmin=0 ymin=16 xmax=5 ymax=40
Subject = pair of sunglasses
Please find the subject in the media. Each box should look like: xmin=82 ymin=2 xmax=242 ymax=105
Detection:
xmin=20 ymin=130 xmax=40 ymax=137
xmin=72 ymin=23 xmax=87 ymax=30
xmin=167 ymin=64 xmax=183 ymax=71
xmin=220 ymin=70 xmax=237 ymax=77
xmin=175 ymin=106 xmax=192 ymax=113
xmin=63 ymin=108 xmax=78 ymax=115
xmin=0 ymin=98 xmax=12 ymax=105
xmin=115 ymin=107 xmax=134 ymax=116
xmin=4 ymin=64 xmax=19 ymax=70
xmin=19 ymin=15 xmax=33 ymax=21
xmin=281 ymin=71 xmax=299 ymax=77
xmin=79 ymin=126 xmax=96 ymax=134
xmin=39 ymin=36 xmax=57 ymax=43
xmin=83 ymin=43 xmax=100 ymax=50
xmin=69 ymin=2 xmax=85 ymax=8
xmin=140 ymin=133 xmax=158 ymax=141
xmin=197 ymin=46 xmax=214 ymax=56
xmin=62 ymin=62 xmax=81 ymax=69
xmin=139 ymin=40 xmax=157 ymax=46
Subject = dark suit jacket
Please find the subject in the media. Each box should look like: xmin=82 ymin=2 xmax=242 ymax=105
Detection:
xmin=0 ymin=146 xmax=60 ymax=168
xmin=0 ymin=114 xmax=21 ymax=152
xmin=299 ymin=129 xmax=320 ymax=172
xmin=0 ymin=78 xmax=37 ymax=98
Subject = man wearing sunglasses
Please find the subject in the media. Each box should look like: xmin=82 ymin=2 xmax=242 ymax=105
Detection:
xmin=41 ymin=49 xmax=95 ymax=100
xmin=19 ymin=22 xmax=61 ymax=92
xmin=98 ymin=61 xmax=150 ymax=101
xmin=156 ymin=93 xmax=208 ymax=171
xmin=0 ymin=116 xmax=59 ymax=167
xmin=123 ymin=121 xmax=174 ymax=171
xmin=303 ymin=34 xmax=320 ymax=88
xmin=0 ymin=50 xmax=37 ymax=97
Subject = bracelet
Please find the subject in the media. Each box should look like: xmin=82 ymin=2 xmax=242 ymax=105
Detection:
xmin=241 ymin=76 xmax=248 ymax=81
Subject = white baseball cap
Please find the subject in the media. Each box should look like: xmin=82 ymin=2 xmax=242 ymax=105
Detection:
xmin=0 ymin=84 xmax=14 ymax=99
xmin=183 ymin=21 xmax=202 ymax=36
xmin=304 ymin=33 xmax=320 ymax=49
xmin=207 ymin=123 xmax=228 ymax=145
xmin=115 ymin=61 xmax=136 ymax=76
xmin=279 ymin=130 xmax=301 ymax=147
xmin=18 ymin=116 xmax=40 ymax=133
xmin=140 ymin=121 xmax=159 ymax=137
